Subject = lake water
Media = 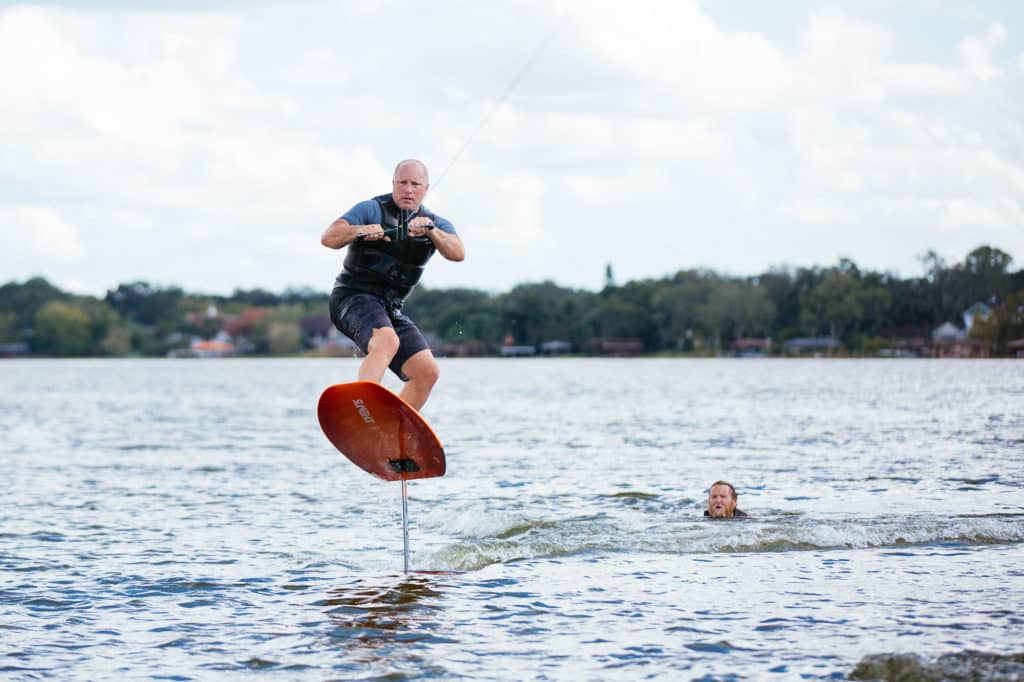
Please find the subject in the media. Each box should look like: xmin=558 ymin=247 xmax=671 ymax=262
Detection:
xmin=2 ymin=358 xmax=1023 ymax=680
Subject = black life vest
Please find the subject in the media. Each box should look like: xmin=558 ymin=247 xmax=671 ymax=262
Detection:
xmin=704 ymin=509 xmax=748 ymax=518
xmin=338 ymin=194 xmax=438 ymax=304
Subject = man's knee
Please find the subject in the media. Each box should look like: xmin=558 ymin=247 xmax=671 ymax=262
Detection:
xmin=404 ymin=352 xmax=440 ymax=386
xmin=418 ymin=362 xmax=441 ymax=387
xmin=367 ymin=327 xmax=400 ymax=357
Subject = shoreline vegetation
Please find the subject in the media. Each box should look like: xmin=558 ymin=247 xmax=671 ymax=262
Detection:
xmin=2 ymin=245 xmax=1022 ymax=360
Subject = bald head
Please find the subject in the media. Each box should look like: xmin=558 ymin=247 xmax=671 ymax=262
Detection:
xmin=393 ymin=159 xmax=429 ymax=184
xmin=392 ymin=159 xmax=430 ymax=211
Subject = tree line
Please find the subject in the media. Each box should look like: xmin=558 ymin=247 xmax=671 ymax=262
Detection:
xmin=1 ymin=245 xmax=1022 ymax=358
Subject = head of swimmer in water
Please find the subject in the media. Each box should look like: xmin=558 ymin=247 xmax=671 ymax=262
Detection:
xmin=706 ymin=480 xmax=740 ymax=518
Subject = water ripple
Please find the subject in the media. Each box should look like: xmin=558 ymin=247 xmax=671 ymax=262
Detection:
xmin=2 ymin=358 xmax=1022 ymax=680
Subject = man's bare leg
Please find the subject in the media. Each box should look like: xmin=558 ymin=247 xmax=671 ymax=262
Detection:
xmin=358 ymin=327 xmax=399 ymax=383
xmin=398 ymin=349 xmax=440 ymax=411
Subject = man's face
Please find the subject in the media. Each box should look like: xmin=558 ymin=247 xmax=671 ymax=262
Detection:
xmin=392 ymin=164 xmax=429 ymax=211
xmin=707 ymin=484 xmax=737 ymax=518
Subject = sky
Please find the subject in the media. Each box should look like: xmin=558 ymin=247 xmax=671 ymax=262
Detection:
xmin=1 ymin=0 xmax=1022 ymax=297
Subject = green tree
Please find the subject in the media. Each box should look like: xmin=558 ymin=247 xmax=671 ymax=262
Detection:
xmin=105 ymin=281 xmax=183 ymax=327
xmin=804 ymin=261 xmax=891 ymax=346
xmin=604 ymin=263 xmax=616 ymax=289
xmin=759 ymin=266 xmax=828 ymax=341
xmin=809 ymin=272 xmax=863 ymax=341
xmin=650 ymin=270 xmax=716 ymax=351
xmin=0 ymin=277 xmax=66 ymax=329
xmin=405 ymin=287 xmax=497 ymax=341
xmin=3 ymin=241 xmax=1021 ymax=357
xmin=33 ymin=301 xmax=91 ymax=355
xmin=880 ymin=275 xmax=934 ymax=338
xmin=583 ymin=297 xmax=658 ymax=350
xmin=280 ymin=286 xmax=328 ymax=308
xmin=436 ymin=305 xmax=503 ymax=345
xmin=268 ymin=322 xmax=303 ymax=355
xmin=100 ymin=325 xmax=133 ymax=355
xmin=698 ymin=278 xmax=775 ymax=351
xmin=964 ymin=245 xmax=1013 ymax=276
xmin=920 ymin=245 xmax=1016 ymax=324
xmin=963 ymin=245 xmax=1014 ymax=302
xmin=970 ymin=290 xmax=1024 ymax=354
xmin=231 ymin=288 xmax=281 ymax=306
xmin=72 ymin=297 xmax=121 ymax=349
xmin=0 ymin=311 xmax=15 ymax=342
xmin=499 ymin=281 xmax=582 ymax=345
xmin=599 ymin=279 xmax=662 ymax=349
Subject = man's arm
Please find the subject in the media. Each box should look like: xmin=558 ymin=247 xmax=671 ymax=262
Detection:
xmin=321 ymin=218 xmax=388 ymax=249
xmin=321 ymin=200 xmax=391 ymax=248
xmin=428 ymin=229 xmax=465 ymax=262
xmin=321 ymin=218 xmax=358 ymax=249
xmin=408 ymin=216 xmax=465 ymax=262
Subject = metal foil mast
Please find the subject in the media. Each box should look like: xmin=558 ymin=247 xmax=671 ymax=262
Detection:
xmin=401 ymin=476 xmax=410 ymax=574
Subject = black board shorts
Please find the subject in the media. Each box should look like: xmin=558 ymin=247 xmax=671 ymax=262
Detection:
xmin=329 ymin=288 xmax=430 ymax=381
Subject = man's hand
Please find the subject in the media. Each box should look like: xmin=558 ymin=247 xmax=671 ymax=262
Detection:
xmin=356 ymin=223 xmax=390 ymax=241
xmin=407 ymin=216 xmax=436 ymax=238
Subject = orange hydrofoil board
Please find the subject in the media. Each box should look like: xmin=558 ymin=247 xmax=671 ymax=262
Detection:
xmin=317 ymin=381 xmax=445 ymax=481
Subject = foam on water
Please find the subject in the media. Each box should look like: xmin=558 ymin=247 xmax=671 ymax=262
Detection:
xmin=420 ymin=508 xmax=1024 ymax=571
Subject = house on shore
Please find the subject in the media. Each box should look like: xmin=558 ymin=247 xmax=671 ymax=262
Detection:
xmin=0 ymin=342 xmax=29 ymax=358
xmin=540 ymin=340 xmax=572 ymax=355
xmin=731 ymin=337 xmax=771 ymax=357
xmin=929 ymin=322 xmax=990 ymax=358
xmin=189 ymin=339 xmax=237 ymax=358
xmin=500 ymin=344 xmax=537 ymax=357
xmin=962 ymin=301 xmax=992 ymax=330
xmin=589 ymin=338 xmax=644 ymax=356
xmin=782 ymin=337 xmax=839 ymax=356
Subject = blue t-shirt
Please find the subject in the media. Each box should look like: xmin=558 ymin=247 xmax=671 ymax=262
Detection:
xmin=341 ymin=199 xmax=457 ymax=235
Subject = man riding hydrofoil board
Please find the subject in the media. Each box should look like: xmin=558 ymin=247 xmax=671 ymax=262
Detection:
xmin=320 ymin=159 xmax=465 ymax=411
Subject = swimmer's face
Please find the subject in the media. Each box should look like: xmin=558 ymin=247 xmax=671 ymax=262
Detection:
xmin=707 ymin=484 xmax=737 ymax=518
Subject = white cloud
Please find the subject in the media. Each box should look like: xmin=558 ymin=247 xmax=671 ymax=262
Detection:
xmin=956 ymin=22 xmax=1007 ymax=81
xmin=0 ymin=1 xmax=1021 ymax=295
xmin=0 ymin=205 xmax=82 ymax=266
xmin=564 ymin=167 xmax=669 ymax=203
xmin=569 ymin=0 xmax=788 ymax=113
xmin=776 ymin=12 xmax=1024 ymax=263
xmin=462 ymin=169 xmax=548 ymax=247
